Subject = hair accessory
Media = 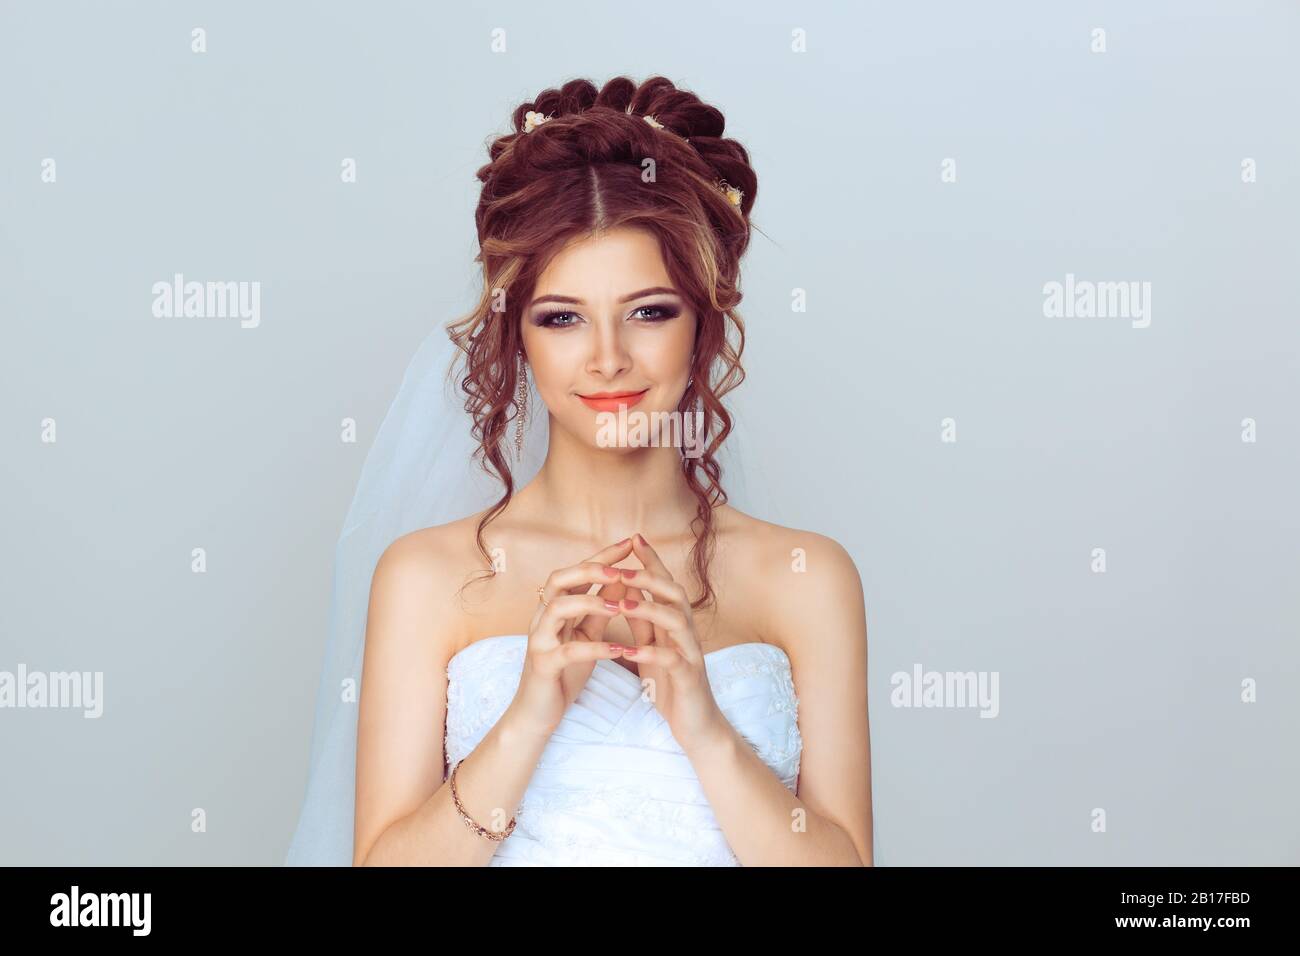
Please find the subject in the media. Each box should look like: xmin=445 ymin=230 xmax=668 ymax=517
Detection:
xmin=638 ymin=114 xmax=743 ymax=209
xmin=523 ymin=110 xmax=552 ymax=133
xmin=520 ymin=104 xmax=743 ymax=209
xmin=530 ymin=104 xmax=743 ymax=209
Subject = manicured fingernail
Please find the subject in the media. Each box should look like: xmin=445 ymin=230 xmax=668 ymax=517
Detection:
xmin=602 ymin=565 xmax=619 ymax=577
xmin=635 ymin=533 xmax=646 ymax=546
xmin=608 ymin=644 xmax=627 ymax=653
xmin=620 ymin=568 xmax=637 ymax=579
xmin=622 ymin=598 xmax=639 ymax=609
xmin=604 ymin=600 xmax=620 ymax=610
xmin=622 ymin=646 xmax=638 ymax=657
xmin=617 ymin=537 xmax=631 ymax=546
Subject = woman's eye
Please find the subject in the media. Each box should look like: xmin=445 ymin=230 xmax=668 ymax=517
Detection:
xmin=537 ymin=311 xmax=577 ymax=328
xmin=634 ymin=305 xmax=678 ymax=322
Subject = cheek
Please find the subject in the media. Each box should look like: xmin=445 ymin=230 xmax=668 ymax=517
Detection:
xmin=522 ymin=335 xmax=576 ymax=400
xmin=661 ymin=316 xmax=697 ymax=372
xmin=633 ymin=342 xmax=684 ymax=382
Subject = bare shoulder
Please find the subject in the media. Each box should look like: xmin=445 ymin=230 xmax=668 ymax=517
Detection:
xmin=717 ymin=505 xmax=866 ymax=654
xmin=373 ymin=515 xmax=474 ymax=595
xmin=718 ymin=504 xmax=862 ymax=594
xmin=369 ymin=509 xmax=493 ymax=657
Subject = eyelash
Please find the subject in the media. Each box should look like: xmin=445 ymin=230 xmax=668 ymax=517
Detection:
xmin=534 ymin=305 xmax=679 ymax=329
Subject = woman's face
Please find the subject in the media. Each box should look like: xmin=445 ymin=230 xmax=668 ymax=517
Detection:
xmin=520 ymin=225 xmax=697 ymax=449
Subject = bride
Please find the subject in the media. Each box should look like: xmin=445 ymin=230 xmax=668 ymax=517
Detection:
xmin=287 ymin=75 xmax=873 ymax=866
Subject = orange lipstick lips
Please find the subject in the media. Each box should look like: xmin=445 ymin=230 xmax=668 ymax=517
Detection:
xmin=578 ymin=389 xmax=649 ymax=412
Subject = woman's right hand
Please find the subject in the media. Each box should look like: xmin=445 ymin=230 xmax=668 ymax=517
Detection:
xmin=507 ymin=537 xmax=635 ymax=739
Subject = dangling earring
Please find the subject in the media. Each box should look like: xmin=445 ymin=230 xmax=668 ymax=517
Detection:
xmin=514 ymin=360 xmax=528 ymax=461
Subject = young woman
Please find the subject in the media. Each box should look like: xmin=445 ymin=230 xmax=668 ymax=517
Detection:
xmin=290 ymin=75 xmax=872 ymax=867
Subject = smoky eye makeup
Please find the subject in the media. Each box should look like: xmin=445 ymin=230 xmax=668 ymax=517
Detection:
xmin=531 ymin=302 xmax=682 ymax=328
xmin=631 ymin=303 xmax=681 ymax=322
xmin=532 ymin=310 xmax=578 ymax=328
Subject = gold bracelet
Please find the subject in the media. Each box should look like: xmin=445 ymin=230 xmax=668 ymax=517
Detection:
xmin=449 ymin=759 xmax=517 ymax=842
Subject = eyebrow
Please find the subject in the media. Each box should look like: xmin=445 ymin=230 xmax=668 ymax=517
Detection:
xmin=527 ymin=286 xmax=681 ymax=309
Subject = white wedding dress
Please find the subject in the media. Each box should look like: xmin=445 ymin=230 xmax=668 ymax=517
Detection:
xmin=444 ymin=633 xmax=802 ymax=866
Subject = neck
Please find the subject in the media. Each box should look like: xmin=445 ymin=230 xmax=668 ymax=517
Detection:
xmin=522 ymin=413 xmax=701 ymax=547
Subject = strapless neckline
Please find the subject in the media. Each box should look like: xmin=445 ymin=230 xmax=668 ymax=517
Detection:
xmin=450 ymin=632 xmax=791 ymax=671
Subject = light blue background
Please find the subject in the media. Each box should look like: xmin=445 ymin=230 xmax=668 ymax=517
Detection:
xmin=1 ymin=0 xmax=1296 ymax=864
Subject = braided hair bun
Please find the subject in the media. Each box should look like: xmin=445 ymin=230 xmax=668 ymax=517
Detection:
xmin=476 ymin=75 xmax=756 ymax=261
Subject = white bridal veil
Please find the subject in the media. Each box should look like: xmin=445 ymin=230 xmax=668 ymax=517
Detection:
xmin=284 ymin=321 xmax=777 ymax=865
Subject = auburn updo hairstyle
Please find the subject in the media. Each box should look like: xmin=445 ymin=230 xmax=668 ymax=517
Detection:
xmin=446 ymin=75 xmax=759 ymax=612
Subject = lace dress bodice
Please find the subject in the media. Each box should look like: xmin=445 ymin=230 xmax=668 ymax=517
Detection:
xmin=444 ymin=634 xmax=802 ymax=866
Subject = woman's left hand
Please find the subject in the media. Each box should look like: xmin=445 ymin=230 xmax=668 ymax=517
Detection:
xmin=615 ymin=533 xmax=730 ymax=754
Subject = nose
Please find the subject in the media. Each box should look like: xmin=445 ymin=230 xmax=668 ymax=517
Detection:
xmin=585 ymin=317 xmax=632 ymax=382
